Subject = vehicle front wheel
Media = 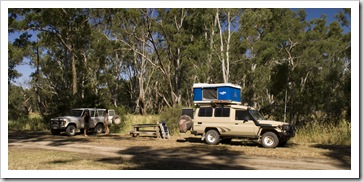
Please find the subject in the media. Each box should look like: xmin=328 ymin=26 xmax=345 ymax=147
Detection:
xmin=261 ymin=132 xmax=279 ymax=148
xmin=65 ymin=125 xmax=76 ymax=136
xmin=205 ymin=130 xmax=220 ymax=145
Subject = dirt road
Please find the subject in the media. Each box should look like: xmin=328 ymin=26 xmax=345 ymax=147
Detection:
xmin=8 ymin=131 xmax=351 ymax=170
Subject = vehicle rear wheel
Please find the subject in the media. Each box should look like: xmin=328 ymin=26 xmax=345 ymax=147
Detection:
xmin=205 ymin=130 xmax=220 ymax=145
xmin=51 ymin=129 xmax=60 ymax=135
xmin=94 ymin=124 xmax=104 ymax=134
xmin=261 ymin=132 xmax=279 ymax=148
xmin=65 ymin=125 xmax=76 ymax=136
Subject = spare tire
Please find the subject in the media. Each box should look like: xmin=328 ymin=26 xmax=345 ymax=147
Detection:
xmin=112 ymin=115 xmax=122 ymax=125
xmin=179 ymin=115 xmax=193 ymax=133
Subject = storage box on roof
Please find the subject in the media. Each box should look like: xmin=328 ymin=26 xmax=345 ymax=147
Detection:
xmin=193 ymin=83 xmax=241 ymax=104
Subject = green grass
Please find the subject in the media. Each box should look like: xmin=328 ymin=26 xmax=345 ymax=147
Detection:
xmin=8 ymin=148 xmax=138 ymax=170
xmin=292 ymin=120 xmax=351 ymax=146
xmin=8 ymin=112 xmax=47 ymax=131
xmin=112 ymin=114 xmax=160 ymax=134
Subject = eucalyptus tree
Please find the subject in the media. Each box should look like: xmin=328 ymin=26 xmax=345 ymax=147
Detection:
xmin=37 ymin=9 xmax=92 ymax=97
xmin=214 ymin=8 xmax=243 ymax=83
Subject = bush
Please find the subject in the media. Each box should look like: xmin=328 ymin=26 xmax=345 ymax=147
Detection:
xmin=159 ymin=106 xmax=183 ymax=136
xmin=109 ymin=106 xmax=128 ymax=134
xmin=292 ymin=120 xmax=351 ymax=146
xmin=8 ymin=112 xmax=47 ymax=131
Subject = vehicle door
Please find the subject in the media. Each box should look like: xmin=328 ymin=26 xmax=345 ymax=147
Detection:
xmin=212 ymin=107 xmax=234 ymax=136
xmin=108 ymin=110 xmax=115 ymax=124
xmin=95 ymin=109 xmax=106 ymax=125
xmin=193 ymin=107 xmax=213 ymax=132
xmin=231 ymin=110 xmax=259 ymax=137
xmin=88 ymin=110 xmax=96 ymax=128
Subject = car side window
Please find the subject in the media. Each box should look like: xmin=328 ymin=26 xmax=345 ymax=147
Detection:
xmin=235 ymin=110 xmax=250 ymax=120
xmin=198 ymin=107 xmax=213 ymax=117
xmin=109 ymin=110 xmax=115 ymax=116
xmin=214 ymin=108 xmax=230 ymax=117
xmin=98 ymin=110 xmax=105 ymax=117
xmin=90 ymin=110 xmax=95 ymax=117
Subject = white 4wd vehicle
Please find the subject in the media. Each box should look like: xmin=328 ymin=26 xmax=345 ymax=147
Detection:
xmin=50 ymin=108 xmax=120 ymax=136
xmin=179 ymin=104 xmax=295 ymax=148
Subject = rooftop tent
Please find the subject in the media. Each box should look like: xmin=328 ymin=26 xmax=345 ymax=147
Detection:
xmin=193 ymin=83 xmax=242 ymax=104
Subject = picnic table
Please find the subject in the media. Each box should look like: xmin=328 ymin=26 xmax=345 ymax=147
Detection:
xmin=130 ymin=122 xmax=170 ymax=139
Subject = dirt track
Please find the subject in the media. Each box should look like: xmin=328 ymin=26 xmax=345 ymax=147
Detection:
xmin=8 ymin=131 xmax=351 ymax=170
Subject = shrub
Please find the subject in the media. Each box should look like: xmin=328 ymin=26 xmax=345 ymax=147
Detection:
xmin=109 ymin=106 xmax=128 ymax=134
xmin=9 ymin=112 xmax=47 ymax=131
xmin=159 ymin=106 xmax=183 ymax=136
xmin=292 ymin=120 xmax=351 ymax=146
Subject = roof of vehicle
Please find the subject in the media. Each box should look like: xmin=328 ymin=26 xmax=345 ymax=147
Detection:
xmin=193 ymin=83 xmax=241 ymax=89
xmin=197 ymin=104 xmax=256 ymax=110
xmin=71 ymin=108 xmax=114 ymax=111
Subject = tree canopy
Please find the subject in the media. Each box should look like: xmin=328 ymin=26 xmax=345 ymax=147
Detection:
xmin=8 ymin=8 xmax=351 ymax=126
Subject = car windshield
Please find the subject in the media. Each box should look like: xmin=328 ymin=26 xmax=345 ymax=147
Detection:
xmin=249 ymin=110 xmax=265 ymax=120
xmin=67 ymin=110 xmax=83 ymax=117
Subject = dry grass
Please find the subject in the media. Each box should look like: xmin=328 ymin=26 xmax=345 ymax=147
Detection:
xmin=8 ymin=147 xmax=140 ymax=170
xmin=111 ymin=114 xmax=160 ymax=134
xmin=8 ymin=112 xmax=47 ymax=131
xmin=292 ymin=120 xmax=351 ymax=146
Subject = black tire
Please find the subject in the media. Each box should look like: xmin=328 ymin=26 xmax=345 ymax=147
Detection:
xmin=94 ymin=124 xmax=104 ymax=134
xmin=65 ymin=125 xmax=76 ymax=136
xmin=205 ymin=130 xmax=220 ymax=145
xmin=261 ymin=132 xmax=279 ymax=148
xmin=51 ymin=129 xmax=60 ymax=135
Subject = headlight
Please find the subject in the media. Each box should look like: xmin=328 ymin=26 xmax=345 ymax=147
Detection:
xmin=62 ymin=120 xmax=68 ymax=126
xmin=57 ymin=119 xmax=67 ymax=126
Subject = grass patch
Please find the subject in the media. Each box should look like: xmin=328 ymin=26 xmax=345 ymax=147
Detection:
xmin=292 ymin=120 xmax=351 ymax=146
xmin=111 ymin=114 xmax=160 ymax=134
xmin=8 ymin=147 xmax=139 ymax=170
xmin=8 ymin=112 xmax=47 ymax=131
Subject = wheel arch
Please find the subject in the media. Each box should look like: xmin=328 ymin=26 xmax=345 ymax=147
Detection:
xmin=259 ymin=128 xmax=279 ymax=137
xmin=67 ymin=123 xmax=77 ymax=129
xmin=204 ymin=127 xmax=221 ymax=134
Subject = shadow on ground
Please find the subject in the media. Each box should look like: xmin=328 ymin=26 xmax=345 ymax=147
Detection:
xmin=177 ymin=137 xmax=261 ymax=147
xmin=8 ymin=130 xmax=138 ymax=147
xmin=8 ymin=130 xmax=89 ymax=146
xmin=313 ymin=144 xmax=351 ymax=169
xmin=97 ymin=145 xmax=254 ymax=170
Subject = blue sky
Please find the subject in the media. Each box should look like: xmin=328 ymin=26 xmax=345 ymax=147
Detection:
xmin=11 ymin=8 xmax=350 ymax=86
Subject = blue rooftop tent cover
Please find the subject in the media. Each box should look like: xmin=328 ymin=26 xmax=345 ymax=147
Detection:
xmin=193 ymin=83 xmax=242 ymax=104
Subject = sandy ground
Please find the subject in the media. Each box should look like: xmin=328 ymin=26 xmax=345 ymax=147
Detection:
xmin=8 ymin=131 xmax=351 ymax=170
